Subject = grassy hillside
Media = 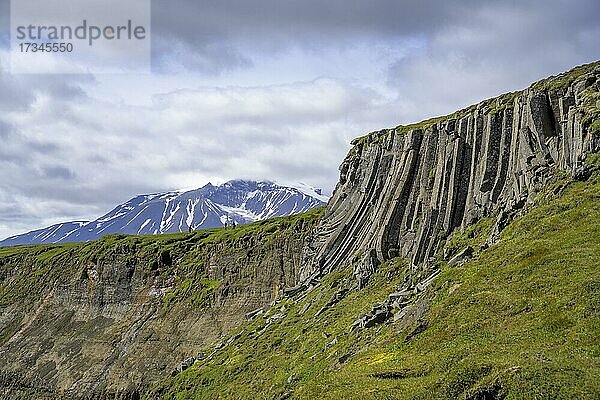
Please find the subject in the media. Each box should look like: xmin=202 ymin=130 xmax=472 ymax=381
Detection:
xmin=150 ymin=166 xmax=600 ymax=399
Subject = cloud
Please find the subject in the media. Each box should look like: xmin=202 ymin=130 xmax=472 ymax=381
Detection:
xmin=0 ymin=74 xmax=387 ymax=238
xmin=149 ymin=0 xmax=490 ymax=74
xmin=0 ymin=119 xmax=11 ymax=137
xmin=0 ymin=72 xmax=36 ymax=112
xmin=387 ymin=0 xmax=600 ymax=121
xmin=39 ymin=166 xmax=76 ymax=180
xmin=0 ymin=0 xmax=8 ymax=49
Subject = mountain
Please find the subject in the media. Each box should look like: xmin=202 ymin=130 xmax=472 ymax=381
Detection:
xmin=0 ymin=180 xmax=328 ymax=246
xmin=0 ymin=221 xmax=89 ymax=247
xmin=0 ymin=61 xmax=598 ymax=399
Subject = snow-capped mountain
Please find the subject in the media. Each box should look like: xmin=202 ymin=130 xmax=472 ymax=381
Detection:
xmin=0 ymin=221 xmax=89 ymax=247
xmin=0 ymin=180 xmax=328 ymax=246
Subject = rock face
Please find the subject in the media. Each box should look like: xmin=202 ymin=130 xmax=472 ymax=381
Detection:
xmin=0 ymin=211 xmax=320 ymax=399
xmin=300 ymin=62 xmax=600 ymax=284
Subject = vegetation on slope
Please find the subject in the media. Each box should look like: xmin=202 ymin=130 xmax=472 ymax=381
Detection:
xmin=151 ymin=168 xmax=600 ymax=399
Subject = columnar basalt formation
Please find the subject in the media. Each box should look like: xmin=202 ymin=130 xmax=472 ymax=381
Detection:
xmin=300 ymin=62 xmax=600 ymax=284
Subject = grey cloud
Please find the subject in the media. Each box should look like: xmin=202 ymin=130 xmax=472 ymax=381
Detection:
xmin=0 ymin=69 xmax=93 ymax=115
xmin=0 ymin=122 xmax=63 ymax=165
xmin=39 ymin=166 xmax=76 ymax=180
xmin=152 ymin=0 xmax=479 ymax=43
xmin=149 ymin=0 xmax=487 ymax=73
xmin=386 ymin=0 xmax=600 ymax=122
xmin=1 ymin=167 xmax=155 ymax=211
xmin=0 ymin=72 xmax=36 ymax=112
xmin=44 ymin=79 xmax=88 ymax=101
xmin=0 ymin=0 xmax=8 ymax=48
xmin=261 ymin=154 xmax=342 ymax=192
xmin=0 ymin=188 xmax=104 ymax=240
xmin=88 ymin=154 xmax=109 ymax=164
xmin=152 ymin=38 xmax=252 ymax=75
xmin=0 ymin=209 xmax=29 ymax=222
xmin=154 ymin=80 xmax=383 ymax=127
xmin=150 ymin=0 xmax=600 ymax=78
xmin=27 ymin=140 xmax=61 ymax=154
xmin=0 ymin=119 xmax=12 ymax=138
xmin=25 ymin=74 xmax=94 ymax=103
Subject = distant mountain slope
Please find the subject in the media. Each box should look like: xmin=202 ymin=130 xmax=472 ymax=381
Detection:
xmin=0 ymin=180 xmax=327 ymax=246
xmin=0 ymin=221 xmax=88 ymax=247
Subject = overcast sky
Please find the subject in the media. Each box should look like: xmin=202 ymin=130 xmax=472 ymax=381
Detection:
xmin=0 ymin=0 xmax=599 ymax=239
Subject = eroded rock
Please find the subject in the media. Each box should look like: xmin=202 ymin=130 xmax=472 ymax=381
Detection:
xmin=351 ymin=303 xmax=392 ymax=332
xmin=447 ymin=246 xmax=473 ymax=268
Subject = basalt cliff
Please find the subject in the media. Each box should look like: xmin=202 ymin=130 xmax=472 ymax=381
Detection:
xmin=1 ymin=61 xmax=599 ymax=400
xmin=300 ymin=62 xmax=600 ymax=287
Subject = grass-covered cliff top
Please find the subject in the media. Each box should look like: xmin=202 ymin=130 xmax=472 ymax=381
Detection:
xmin=150 ymin=167 xmax=600 ymax=399
xmin=352 ymin=59 xmax=600 ymax=147
xmin=0 ymin=206 xmax=325 ymax=262
xmin=0 ymin=206 xmax=325 ymax=313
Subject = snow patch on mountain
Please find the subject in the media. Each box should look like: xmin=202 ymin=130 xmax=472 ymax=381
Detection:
xmin=274 ymin=181 xmax=329 ymax=203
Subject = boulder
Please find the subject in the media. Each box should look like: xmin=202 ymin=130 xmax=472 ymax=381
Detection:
xmin=448 ymin=246 xmax=473 ymax=268
xmin=245 ymin=308 xmax=264 ymax=321
xmin=315 ymin=288 xmax=349 ymax=317
xmin=351 ymin=303 xmax=392 ymax=332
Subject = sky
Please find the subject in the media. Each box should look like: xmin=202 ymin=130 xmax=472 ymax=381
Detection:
xmin=0 ymin=0 xmax=599 ymax=239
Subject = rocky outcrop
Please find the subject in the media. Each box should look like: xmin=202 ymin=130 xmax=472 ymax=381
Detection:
xmin=300 ymin=62 xmax=600 ymax=284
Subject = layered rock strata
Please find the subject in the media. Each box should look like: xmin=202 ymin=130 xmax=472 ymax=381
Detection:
xmin=0 ymin=215 xmax=317 ymax=399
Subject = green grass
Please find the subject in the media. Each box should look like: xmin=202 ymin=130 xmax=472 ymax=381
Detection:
xmin=150 ymin=171 xmax=600 ymax=399
xmin=441 ymin=217 xmax=495 ymax=259
xmin=150 ymin=259 xmax=411 ymax=399
xmin=163 ymin=277 xmax=222 ymax=309
xmin=531 ymin=61 xmax=599 ymax=92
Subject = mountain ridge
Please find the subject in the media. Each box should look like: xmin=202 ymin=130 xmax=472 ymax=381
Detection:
xmin=0 ymin=180 xmax=327 ymax=246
